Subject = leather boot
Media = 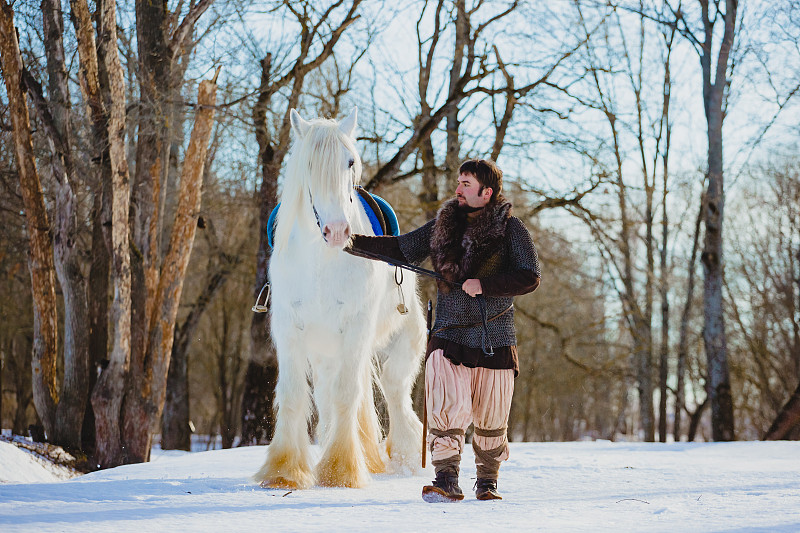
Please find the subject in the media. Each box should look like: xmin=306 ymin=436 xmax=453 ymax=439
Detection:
xmin=422 ymin=466 xmax=464 ymax=502
xmin=475 ymin=478 xmax=502 ymax=500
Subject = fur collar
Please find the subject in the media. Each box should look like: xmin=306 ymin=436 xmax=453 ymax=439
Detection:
xmin=430 ymin=197 xmax=512 ymax=290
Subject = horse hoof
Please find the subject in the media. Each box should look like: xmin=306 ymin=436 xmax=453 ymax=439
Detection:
xmin=260 ymin=477 xmax=300 ymax=490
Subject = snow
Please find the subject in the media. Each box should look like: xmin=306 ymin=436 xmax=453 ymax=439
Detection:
xmin=1 ymin=440 xmax=799 ymax=532
xmin=0 ymin=439 xmax=75 ymax=484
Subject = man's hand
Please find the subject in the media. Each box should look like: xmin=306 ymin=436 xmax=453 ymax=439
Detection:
xmin=462 ymin=278 xmax=483 ymax=297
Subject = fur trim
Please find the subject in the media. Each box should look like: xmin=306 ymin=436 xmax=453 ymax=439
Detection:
xmin=431 ymin=198 xmax=512 ymax=291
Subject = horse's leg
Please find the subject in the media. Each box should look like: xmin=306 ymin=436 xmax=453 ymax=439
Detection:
xmin=359 ymin=363 xmax=386 ymax=474
xmin=254 ymin=333 xmax=314 ymax=489
xmin=379 ymin=309 xmax=425 ymax=473
xmin=315 ymin=337 xmax=373 ymax=488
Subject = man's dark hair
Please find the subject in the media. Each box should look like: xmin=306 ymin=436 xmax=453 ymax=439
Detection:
xmin=459 ymin=158 xmax=503 ymax=202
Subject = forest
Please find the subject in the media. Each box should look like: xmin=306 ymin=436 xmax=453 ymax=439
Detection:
xmin=1 ymin=0 xmax=799 ymax=468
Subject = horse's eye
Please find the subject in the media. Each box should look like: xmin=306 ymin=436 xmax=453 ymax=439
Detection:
xmin=348 ymin=159 xmax=354 ymax=169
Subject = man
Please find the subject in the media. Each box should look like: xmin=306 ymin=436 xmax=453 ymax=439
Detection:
xmin=346 ymin=159 xmax=540 ymax=502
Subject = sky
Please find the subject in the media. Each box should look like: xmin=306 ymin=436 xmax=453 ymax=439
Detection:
xmin=2 ymin=438 xmax=800 ymax=532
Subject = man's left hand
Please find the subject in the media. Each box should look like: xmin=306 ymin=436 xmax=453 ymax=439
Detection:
xmin=462 ymin=279 xmax=483 ymax=297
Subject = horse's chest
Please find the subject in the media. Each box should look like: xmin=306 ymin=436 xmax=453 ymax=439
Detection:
xmin=272 ymin=253 xmax=373 ymax=318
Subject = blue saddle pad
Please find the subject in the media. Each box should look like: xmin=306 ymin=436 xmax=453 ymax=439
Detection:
xmin=267 ymin=189 xmax=399 ymax=250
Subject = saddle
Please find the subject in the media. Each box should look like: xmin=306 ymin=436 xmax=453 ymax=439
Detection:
xmin=267 ymin=186 xmax=399 ymax=249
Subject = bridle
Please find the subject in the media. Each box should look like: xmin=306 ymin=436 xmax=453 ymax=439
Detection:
xmin=307 ymin=165 xmax=356 ymax=242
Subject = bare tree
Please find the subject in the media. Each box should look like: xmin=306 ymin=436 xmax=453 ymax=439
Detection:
xmin=691 ymin=0 xmax=739 ymax=441
xmin=363 ymin=0 xmax=520 ymax=191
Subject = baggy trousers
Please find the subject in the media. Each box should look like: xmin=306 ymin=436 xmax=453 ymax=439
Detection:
xmin=425 ymin=349 xmax=514 ymax=480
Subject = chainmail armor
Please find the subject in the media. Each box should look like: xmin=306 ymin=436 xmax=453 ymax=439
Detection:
xmin=398 ymin=216 xmax=539 ymax=350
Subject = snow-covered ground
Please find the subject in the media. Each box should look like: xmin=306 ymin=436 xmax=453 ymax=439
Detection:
xmin=1 ymin=439 xmax=799 ymax=532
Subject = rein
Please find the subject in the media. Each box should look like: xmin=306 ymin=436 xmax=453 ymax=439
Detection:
xmin=345 ymin=247 xmax=496 ymax=356
xmin=344 ymin=247 xmax=459 ymax=286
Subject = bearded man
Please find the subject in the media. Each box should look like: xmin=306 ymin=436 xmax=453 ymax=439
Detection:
xmin=346 ymin=158 xmax=540 ymax=502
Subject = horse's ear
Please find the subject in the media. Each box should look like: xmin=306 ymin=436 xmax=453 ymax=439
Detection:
xmin=290 ymin=108 xmax=310 ymax=138
xmin=339 ymin=107 xmax=357 ymax=137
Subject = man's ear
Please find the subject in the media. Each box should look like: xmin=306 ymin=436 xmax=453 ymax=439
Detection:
xmin=483 ymin=187 xmax=493 ymax=201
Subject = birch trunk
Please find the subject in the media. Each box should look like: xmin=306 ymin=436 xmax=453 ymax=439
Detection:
xmin=0 ymin=0 xmax=59 ymax=440
xmin=123 ymin=75 xmax=218 ymax=462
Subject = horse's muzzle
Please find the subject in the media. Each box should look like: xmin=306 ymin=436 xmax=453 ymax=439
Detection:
xmin=322 ymin=221 xmax=351 ymax=248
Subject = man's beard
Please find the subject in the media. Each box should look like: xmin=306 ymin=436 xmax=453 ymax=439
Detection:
xmin=456 ymin=200 xmax=484 ymax=213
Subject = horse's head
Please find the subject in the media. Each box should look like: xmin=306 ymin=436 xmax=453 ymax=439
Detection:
xmin=280 ymin=108 xmax=363 ymax=250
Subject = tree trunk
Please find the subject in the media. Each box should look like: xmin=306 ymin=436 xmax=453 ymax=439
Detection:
xmin=658 ymin=217 xmax=669 ymax=442
xmin=0 ymin=0 xmax=59 ymax=441
xmin=122 ymin=75 xmax=218 ymax=462
xmin=612 ymin=111 xmax=654 ymax=441
xmin=162 ymin=224 xmax=238 ymax=450
xmin=687 ymin=398 xmax=708 ymax=442
xmin=90 ymin=0 xmax=133 ymax=468
xmin=126 ymin=1 xmax=171 ymax=454
xmin=161 ymin=328 xmax=192 ymax=451
xmin=675 ymin=197 xmax=703 ymax=441
xmin=37 ymin=0 xmax=91 ymax=451
xmin=83 ymin=187 xmax=109 ymax=453
xmin=763 ymin=380 xmax=800 ymax=440
xmin=699 ymin=0 xmax=736 ymax=442
xmin=71 ymin=0 xmax=113 ymax=456
xmin=418 ymin=135 xmax=439 ymax=220
xmin=657 ymin=29 xmax=673 ymax=443
xmin=8 ymin=335 xmax=34 ymax=435
xmin=241 ymin=55 xmax=279 ymax=446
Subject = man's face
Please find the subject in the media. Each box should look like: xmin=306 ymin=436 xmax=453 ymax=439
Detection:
xmin=456 ymin=172 xmax=491 ymax=209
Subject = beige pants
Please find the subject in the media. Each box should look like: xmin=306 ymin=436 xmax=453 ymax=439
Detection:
xmin=425 ymin=349 xmax=514 ymax=480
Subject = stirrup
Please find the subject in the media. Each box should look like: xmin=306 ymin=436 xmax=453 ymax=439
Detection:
xmin=251 ymin=282 xmax=271 ymax=313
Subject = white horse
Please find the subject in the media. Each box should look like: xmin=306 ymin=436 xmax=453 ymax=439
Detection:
xmin=255 ymin=108 xmax=425 ymax=489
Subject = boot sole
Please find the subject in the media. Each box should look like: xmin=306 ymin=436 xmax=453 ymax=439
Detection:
xmin=476 ymin=491 xmax=503 ymax=500
xmin=422 ymin=485 xmax=465 ymax=503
